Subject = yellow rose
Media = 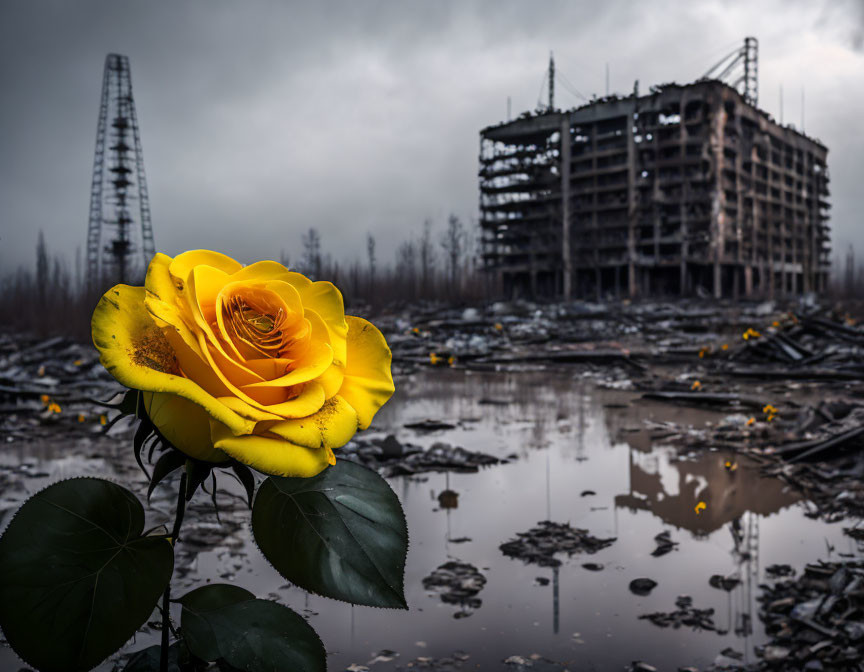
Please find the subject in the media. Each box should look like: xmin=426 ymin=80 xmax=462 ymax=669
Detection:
xmin=91 ymin=250 xmax=394 ymax=477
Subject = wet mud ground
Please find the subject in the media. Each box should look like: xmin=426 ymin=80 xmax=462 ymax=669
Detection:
xmin=1 ymin=365 xmax=859 ymax=671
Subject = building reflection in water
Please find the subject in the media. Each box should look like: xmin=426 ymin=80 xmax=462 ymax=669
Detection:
xmin=614 ymin=443 xmax=798 ymax=536
xmin=612 ymin=419 xmax=800 ymax=659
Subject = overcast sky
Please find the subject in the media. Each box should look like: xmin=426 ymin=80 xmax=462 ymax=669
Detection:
xmin=1 ymin=0 xmax=862 ymax=278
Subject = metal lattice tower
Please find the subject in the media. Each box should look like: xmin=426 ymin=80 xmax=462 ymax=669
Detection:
xmin=86 ymin=54 xmax=154 ymax=289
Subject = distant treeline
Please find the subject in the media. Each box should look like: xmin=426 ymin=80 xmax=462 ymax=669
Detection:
xmin=0 ymin=215 xmax=490 ymax=341
xmin=6 ymin=224 xmax=860 ymax=342
xmin=285 ymin=215 xmax=489 ymax=306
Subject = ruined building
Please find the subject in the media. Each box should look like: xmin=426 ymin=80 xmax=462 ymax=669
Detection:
xmin=479 ymin=40 xmax=830 ymax=299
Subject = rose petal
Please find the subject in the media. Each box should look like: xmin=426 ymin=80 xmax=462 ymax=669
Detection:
xmin=241 ymin=309 xmax=333 ymax=388
xmin=144 ymin=252 xmax=180 ymax=304
xmin=216 ymin=396 xmax=285 ymax=422
xmin=338 ymin=316 xmax=395 ymax=430
xmin=221 ymin=262 xmax=348 ymax=365
xmin=267 ymin=395 xmax=358 ymax=450
xmin=291 ymin=277 xmax=349 ymax=365
xmin=314 ymin=361 xmax=345 ymax=399
xmin=210 ymin=419 xmax=334 ymax=477
xmin=168 ymin=250 xmax=242 ymax=287
xmin=91 ymin=284 xmax=254 ymax=436
xmin=190 ymin=328 xmax=327 ymax=417
xmin=143 ymin=392 xmax=228 ymax=463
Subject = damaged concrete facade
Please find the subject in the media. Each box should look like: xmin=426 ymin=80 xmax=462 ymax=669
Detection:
xmin=479 ymin=80 xmax=830 ymax=300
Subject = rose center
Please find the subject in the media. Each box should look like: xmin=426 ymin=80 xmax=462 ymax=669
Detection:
xmin=241 ymin=305 xmax=279 ymax=334
xmin=222 ymin=291 xmax=307 ymax=361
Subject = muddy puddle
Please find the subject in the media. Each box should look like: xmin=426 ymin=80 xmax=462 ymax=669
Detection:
xmin=0 ymin=368 xmax=857 ymax=670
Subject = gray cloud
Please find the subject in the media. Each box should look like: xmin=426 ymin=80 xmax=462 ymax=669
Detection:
xmin=1 ymin=0 xmax=862 ymax=275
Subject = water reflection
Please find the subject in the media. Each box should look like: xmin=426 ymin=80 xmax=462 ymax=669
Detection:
xmin=614 ymin=444 xmax=799 ymax=536
xmin=605 ymin=401 xmax=800 ymax=662
xmin=0 ymin=368 xmax=851 ymax=672
xmin=360 ymin=369 xmax=842 ymax=670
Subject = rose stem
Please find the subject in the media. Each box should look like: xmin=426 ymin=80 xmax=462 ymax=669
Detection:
xmin=160 ymin=469 xmax=188 ymax=672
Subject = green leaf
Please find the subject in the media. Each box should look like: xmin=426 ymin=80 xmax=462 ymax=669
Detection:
xmin=179 ymin=584 xmax=326 ymax=672
xmin=252 ymin=459 xmax=408 ymax=609
xmin=122 ymin=643 xmax=183 ymax=672
xmin=0 ymin=477 xmax=174 ymax=672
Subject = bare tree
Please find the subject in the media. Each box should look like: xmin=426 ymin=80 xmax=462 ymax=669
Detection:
xmin=301 ymin=228 xmax=322 ymax=279
xmin=350 ymin=260 xmax=362 ymax=300
xmin=419 ymin=218 xmax=435 ymax=297
xmin=75 ymin=245 xmax=82 ymax=294
xmin=366 ymin=233 xmax=376 ymax=296
xmin=440 ymin=214 xmax=465 ymax=295
xmin=36 ymin=230 xmax=48 ymax=304
xmin=396 ymin=240 xmax=417 ymax=299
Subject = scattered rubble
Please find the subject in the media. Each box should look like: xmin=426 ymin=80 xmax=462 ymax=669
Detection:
xmin=5 ymin=297 xmax=864 ymax=670
xmin=748 ymin=561 xmax=864 ymax=671
xmin=766 ymin=564 xmax=796 ymax=579
xmin=341 ymin=437 xmax=502 ymax=477
xmin=708 ymin=574 xmax=741 ymax=592
xmin=422 ymin=561 xmax=487 ymax=618
xmin=639 ymin=595 xmax=717 ymax=632
xmin=629 ymin=578 xmax=658 ymax=596
xmin=501 ymin=653 xmax=572 ymax=671
xmin=499 ymin=521 xmax=616 ymax=567
xmin=651 ymin=530 xmax=678 ymax=557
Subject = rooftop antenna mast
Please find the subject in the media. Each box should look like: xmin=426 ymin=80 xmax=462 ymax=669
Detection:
xmin=548 ymin=51 xmax=555 ymax=111
xmin=701 ymin=36 xmax=758 ymax=107
xmin=86 ymin=53 xmax=155 ymax=290
xmin=743 ymin=36 xmax=758 ymax=107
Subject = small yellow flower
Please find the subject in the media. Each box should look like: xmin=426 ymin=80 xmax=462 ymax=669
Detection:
xmin=40 ymin=394 xmax=50 ymax=405
xmin=695 ymin=501 xmax=707 ymax=515
xmin=47 ymin=402 xmax=61 ymax=414
xmin=772 ymin=321 xmax=780 ymax=328
xmin=100 ymin=414 xmax=107 ymax=426
xmin=77 ymin=413 xmax=86 ymax=423
xmin=763 ymin=404 xmax=778 ymax=415
xmin=746 ymin=417 xmax=755 ymax=426
xmin=767 ymin=413 xmax=777 ymax=422
xmin=698 ymin=346 xmax=710 ymax=359
xmin=721 ymin=343 xmax=729 ymax=351
xmin=411 ymin=327 xmax=420 ymax=335
xmin=74 ymin=359 xmax=83 ymax=366
xmin=691 ymin=380 xmax=702 ymax=391
xmin=742 ymin=328 xmax=762 ymax=341
xmin=429 ymin=352 xmax=444 ymax=365
xmin=724 ymin=460 xmax=737 ymax=472
xmin=447 ymin=355 xmax=455 ymax=366
xmin=494 ymin=323 xmax=504 ymax=331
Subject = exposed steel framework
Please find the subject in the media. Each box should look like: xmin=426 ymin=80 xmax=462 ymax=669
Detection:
xmin=86 ymin=54 xmax=154 ymax=289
